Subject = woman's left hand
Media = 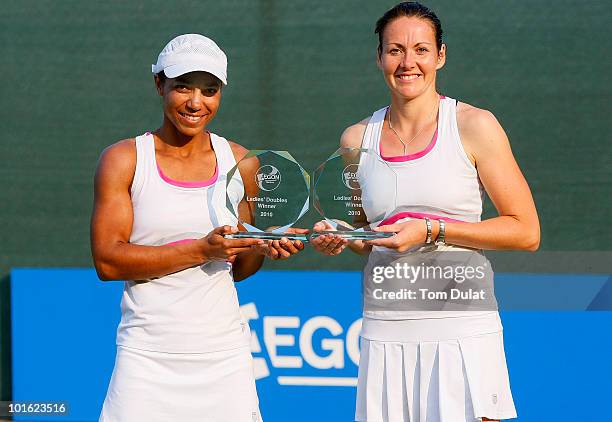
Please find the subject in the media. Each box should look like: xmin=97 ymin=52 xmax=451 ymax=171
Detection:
xmin=257 ymin=228 xmax=309 ymax=260
xmin=366 ymin=220 xmax=427 ymax=252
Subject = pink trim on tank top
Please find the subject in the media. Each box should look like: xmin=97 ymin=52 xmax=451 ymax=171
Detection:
xmin=156 ymin=163 xmax=218 ymax=188
xmin=380 ymin=211 xmax=466 ymax=226
xmin=147 ymin=131 xmax=218 ymax=188
xmin=381 ymin=128 xmax=438 ymax=162
xmin=164 ymin=239 xmax=197 ymax=246
xmin=380 ymin=94 xmax=446 ymax=162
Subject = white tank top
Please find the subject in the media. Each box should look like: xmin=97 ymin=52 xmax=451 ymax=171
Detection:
xmin=115 ymin=132 xmax=250 ymax=353
xmin=360 ymin=96 xmax=484 ymax=225
xmin=359 ymin=97 xmax=500 ymax=332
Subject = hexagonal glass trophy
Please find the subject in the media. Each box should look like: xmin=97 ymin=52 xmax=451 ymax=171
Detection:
xmin=225 ymin=150 xmax=310 ymax=241
xmin=312 ymin=147 xmax=397 ymax=240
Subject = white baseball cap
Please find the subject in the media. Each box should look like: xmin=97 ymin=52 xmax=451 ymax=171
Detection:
xmin=151 ymin=34 xmax=228 ymax=85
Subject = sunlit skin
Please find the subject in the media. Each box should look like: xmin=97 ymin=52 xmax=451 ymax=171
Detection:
xmin=313 ymin=14 xmax=539 ymax=262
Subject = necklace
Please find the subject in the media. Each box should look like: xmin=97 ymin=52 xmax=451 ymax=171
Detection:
xmin=388 ymin=100 xmax=439 ymax=155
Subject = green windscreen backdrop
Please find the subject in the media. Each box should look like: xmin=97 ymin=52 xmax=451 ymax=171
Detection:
xmin=1 ymin=0 xmax=610 ymax=399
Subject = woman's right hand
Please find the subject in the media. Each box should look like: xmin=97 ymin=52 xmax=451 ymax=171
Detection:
xmin=200 ymin=226 xmax=265 ymax=262
xmin=310 ymin=220 xmax=348 ymax=256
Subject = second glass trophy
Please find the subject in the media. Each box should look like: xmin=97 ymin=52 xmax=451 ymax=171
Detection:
xmin=225 ymin=150 xmax=310 ymax=241
xmin=311 ymin=147 xmax=397 ymax=240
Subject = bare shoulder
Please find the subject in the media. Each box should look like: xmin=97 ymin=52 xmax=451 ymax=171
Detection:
xmin=456 ymin=102 xmax=510 ymax=161
xmin=340 ymin=117 xmax=370 ymax=148
xmin=456 ymin=102 xmax=504 ymax=135
xmin=228 ymin=140 xmax=249 ymax=162
xmin=96 ymin=138 xmax=137 ymax=185
xmin=228 ymin=140 xmax=260 ymax=177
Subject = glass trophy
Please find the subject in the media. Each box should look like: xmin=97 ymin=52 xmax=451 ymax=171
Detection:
xmin=311 ymin=147 xmax=397 ymax=240
xmin=225 ymin=150 xmax=310 ymax=241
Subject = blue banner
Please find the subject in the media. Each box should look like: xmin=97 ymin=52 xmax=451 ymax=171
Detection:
xmin=10 ymin=269 xmax=612 ymax=421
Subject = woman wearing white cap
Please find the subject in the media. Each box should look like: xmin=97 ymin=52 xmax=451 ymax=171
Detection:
xmin=92 ymin=34 xmax=303 ymax=422
xmin=313 ymin=2 xmax=539 ymax=421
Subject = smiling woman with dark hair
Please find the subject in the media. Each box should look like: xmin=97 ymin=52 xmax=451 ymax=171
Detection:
xmin=91 ymin=33 xmax=306 ymax=422
xmin=312 ymin=2 xmax=539 ymax=421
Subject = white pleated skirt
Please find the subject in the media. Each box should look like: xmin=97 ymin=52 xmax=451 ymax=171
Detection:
xmin=99 ymin=345 xmax=262 ymax=422
xmin=356 ymin=314 xmax=517 ymax=422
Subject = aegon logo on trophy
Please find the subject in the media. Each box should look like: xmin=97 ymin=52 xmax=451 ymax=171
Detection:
xmin=342 ymin=164 xmax=359 ymax=190
xmin=256 ymin=165 xmax=282 ymax=191
xmin=225 ymin=150 xmax=309 ymax=241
